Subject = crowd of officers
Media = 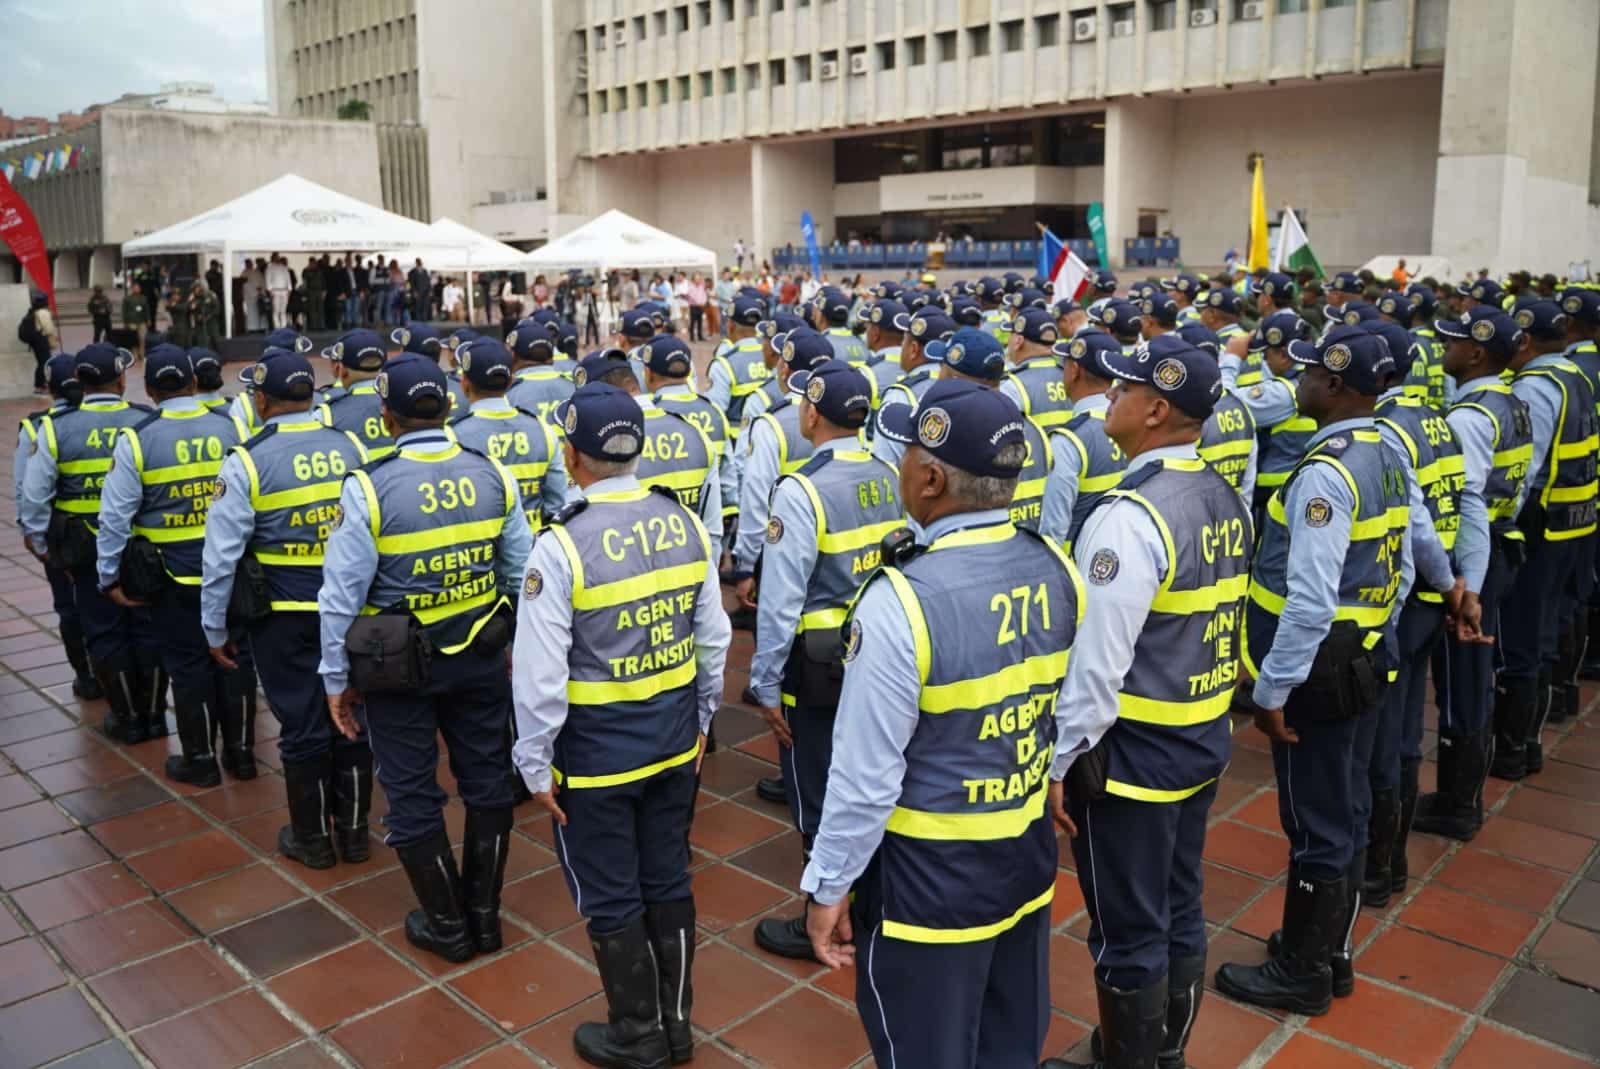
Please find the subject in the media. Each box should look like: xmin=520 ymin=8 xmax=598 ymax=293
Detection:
xmin=11 ymin=259 xmax=1598 ymax=1069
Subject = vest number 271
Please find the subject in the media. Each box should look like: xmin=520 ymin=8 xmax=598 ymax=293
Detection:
xmin=991 ymin=583 xmax=1051 ymax=645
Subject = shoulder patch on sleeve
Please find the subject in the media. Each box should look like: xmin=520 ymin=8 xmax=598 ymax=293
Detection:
xmin=212 ymin=476 xmax=227 ymax=500
xmin=523 ymin=569 xmax=543 ymax=600
xmin=765 ymin=516 xmax=784 ymax=544
xmin=1304 ymin=497 xmax=1333 ymax=528
xmin=1087 ymin=548 xmax=1120 ymax=585
xmin=1248 ymin=386 xmax=1265 ymax=399
xmin=327 ymin=503 xmax=343 ymax=531
xmin=842 ymin=618 xmax=863 ymax=664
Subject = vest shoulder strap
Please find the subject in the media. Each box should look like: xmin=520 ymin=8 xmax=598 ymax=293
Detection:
xmin=133 ymin=411 xmax=163 ymax=433
xmin=551 ymin=498 xmax=589 ymax=525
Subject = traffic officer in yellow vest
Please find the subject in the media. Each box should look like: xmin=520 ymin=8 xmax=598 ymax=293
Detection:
xmin=448 ymin=338 xmax=569 ymax=529
xmin=708 ymin=295 xmax=774 ymax=438
xmin=1161 ymin=273 xmax=1205 ymax=327
xmin=320 ymin=328 xmax=398 ymax=458
xmin=513 ymin=382 xmax=731 ymax=1069
xmin=814 ymin=287 xmax=872 ymax=368
xmin=745 ymin=360 xmax=903 ymax=962
xmin=1200 ymin=288 xmax=1257 ymax=385
xmin=20 ymin=343 xmax=160 ymax=742
xmin=1496 ymin=299 xmax=1598 ymax=778
xmin=1233 ymin=311 xmax=1317 ymax=516
xmin=1254 ymin=271 xmax=1297 ymax=318
xmin=95 ymin=346 xmax=248 ymax=787
xmin=1413 ymin=308 xmax=1530 ymax=841
xmin=740 ymin=313 xmax=809 ymax=430
xmin=1217 ymin=327 xmax=1411 ymax=1016
xmin=1000 ymin=306 xmax=1072 ymax=434
xmin=229 ymin=328 xmax=312 ymax=435
xmin=318 ymin=354 xmax=532 ymax=963
xmin=1053 ymin=296 xmax=1089 ymax=339
xmin=974 ymin=276 xmax=1015 ymax=345
xmin=1177 ymin=321 xmax=1259 ymax=501
xmin=1043 ymin=334 xmax=1251 ymax=1069
xmin=871 ymin=306 xmax=955 ymax=470
xmin=202 ymin=347 xmax=373 ymax=868
xmin=1088 ymin=298 xmax=1145 ymax=357
xmin=1379 ymin=289 xmax=1454 ymax=408
xmin=1405 ymin=284 xmax=1451 ymax=403
xmin=802 ymin=378 xmax=1084 ymax=1069
xmin=861 ymin=298 xmax=909 ymax=400
xmin=648 ymin=334 xmax=737 ymax=528
xmin=188 ymin=348 xmax=230 ymax=412
xmin=506 ymin=322 xmax=576 ymax=424
xmin=1321 ymin=272 xmax=1366 ymax=335
xmin=1558 ymin=288 xmax=1600 ymax=699
xmin=401 ymin=322 xmax=470 ymax=416
xmin=1041 ymin=331 xmax=1129 ymax=546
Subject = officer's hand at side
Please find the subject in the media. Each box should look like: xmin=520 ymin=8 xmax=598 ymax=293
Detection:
xmin=1454 ymin=591 xmax=1493 ymax=645
xmin=533 ymin=788 xmax=567 ymax=826
xmin=208 ymin=642 xmax=239 ymax=671
xmin=758 ymin=704 xmax=792 ymax=747
xmin=1253 ymin=706 xmax=1299 ymax=744
xmin=106 ymin=585 xmax=147 ymax=609
xmin=327 ymin=689 xmax=361 ymax=741
xmin=1048 ymin=780 xmax=1078 ymax=838
xmin=734 ymin=577 xmax=758 ymax=610
xmin=806 ymin=897 xmax=855 ymax=969
xmin=1444 ymin=575 xmax=1466 ymax=619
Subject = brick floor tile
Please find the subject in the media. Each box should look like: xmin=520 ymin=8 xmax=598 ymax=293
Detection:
xmin=1499 ymin=786 xmax=1600 ymax=840
xmin=734 ymin=732 xmax=781 ymax=765
xmin=379 ymin=921 xmax=531 ymax=979
xmin=1433 ymin=847 xmax=1570 ymax=914
xmin=328 ymin=866 xmax=417 ymax=932
xmin=1531 ymin=919 xmax=1600 ymax=989
xmin=2 ymin=727 xmax=109 ymax=770
xmin=0 ymin=829 xmax=111 ymax=889
xmin=1400 ymin=884 xmax=1541 ymax=957
xmin=1449 ymin=1022 xmax=1598 ymax=1069
xmin=1048 ymin=934 xmax=1100 ymax=1023
xmin=1355 ymin=926 xmax=1509 ymax=1010
xmin=330 ymin=988 xmax=497 ymax=1069
xmin=1530 ymin=759 xmax=1600 ymax=802
xmin=727 ymin=832 xmax=807 ymax=891
xmin=721 ymin=988 xmax=869 ymax=1069
xmin=696 ymin=748 xmax=779 ymax=798
xmin=1041 ymin=1011 xmax=1092 ymax=1060
xmin=1487 ymin=968 xmax=1600 ymax=1060
xmin=0 ymin=629 xmax=59 ymax=656
xmin=243 ymin=1042 xmax=347 ymax=1069
xmin=12 ymin=861 xmax=149 ymax=928
xmin=1230 ymin=789 xmax=1281 ymax=831
xmin=1172 ymin=996 xmax=1276 ymax=1069
xmin=164 ymin=863 xmax=302 ymax=933
xmin=188 ymin=772 xmax=287 ymax=822
xmin=1472 ymin=815 xmax=1595 ymax=872
xmin=0 ymin=987 xmax=111 ymax=1067
xmin=1230 ymin=882 xmax=1286 ymax=941
xmin=124 ymin=828 xmax=253 ymax=892
xmin=132 ymin=989 xmax=300 ymax=1069
xmin=31 ymin=750 xmax=140 ymax=794
xmin=1200 ymin=862 xmax=1264 ymax=924
xmin=1202 ymin=820 xmax=1288 ymax=879
xmin=689 ymin=799 xmax=789 ymax=856
xmin=518 ymin=995 xmax=615 ymax=1069
xmin=269 ymin=940 xmax=425 ymax=1032
xmin=232 ymin=804 xmax=290 ymax=854
xmin=0 ymin=935 xmax=65 ymax=1006
xmin=271 ymin=845 xmax=397 ymax=894
xmin=0 ymin=908 xmax=20 ymax=945
xmin=1266 ymin=1032 xmax=1386 ymax=1068
xmin=501 ymin=866 xmax=581 ymax=934
xmin=0 ymin=706 xmax=75 ymax=744
xmin=216 ymin=899 xmax=357 ymax=977
xmin=57 ymin=774 xmax=171 ymax=824
xmin=0 ymin=797 xmax=73 ymax=849
xmin=693 ymin=861 xmax=790 ymax=933
xmin=1558 ymin=878 xmax=1600 ymax=930
xmin=47 ymin=1040 xmax=145 ymax=1068
xmin=459 ymin=1044 xmax=544 ymax=1068
xmin=90 ymin=943 xmax=245 ymax=1030
xmin=503 ymin=828 xmax=557 ymax=880
xmin=46 ymin=900 xmax=189 ymax=976
xmin=0 ymin=771 xmax=42 ymax=810
xmin=682 ymin=940 xmax=794 ymax=1030
xmin=448 ymin=941 xmax=599 ymax=1031
xmin=1205 ymin=928 xmax=1273 ymax=995
xmin=90 ymin=799 xmax=208 ymax=856
xmin=724 ymin=912 xmax=826 ymax=981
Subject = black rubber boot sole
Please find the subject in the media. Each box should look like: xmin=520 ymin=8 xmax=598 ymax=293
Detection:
xmin=278 ymin=825 xmax=336 ymax=870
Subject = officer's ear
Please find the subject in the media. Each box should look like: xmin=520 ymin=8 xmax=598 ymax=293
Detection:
xmin=381 ymin=407 xmax=401 ymax=439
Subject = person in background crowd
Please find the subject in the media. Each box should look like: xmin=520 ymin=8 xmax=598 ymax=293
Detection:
xmin=87 ymin=286 xmax=112 ymax=343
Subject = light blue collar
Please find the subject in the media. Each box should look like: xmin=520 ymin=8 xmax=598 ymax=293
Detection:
xmin=921 ymin=507 xmax=1011 ymax=544
xmin=1127 ymin=441 xmax=1199 ymax=474
xmin=1307 ymin=415 xmax=1374 ymax=448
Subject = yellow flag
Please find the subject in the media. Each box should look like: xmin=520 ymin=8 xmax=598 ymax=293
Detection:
xmin=1247 ymin=155 xmax=1269 ymax=271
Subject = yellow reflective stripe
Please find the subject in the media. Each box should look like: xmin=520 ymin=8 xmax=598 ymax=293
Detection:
xmin=882 ymin=569 xmax=931 ymax=685
xmin=1256 ymin=469 xmax=1292 ymax=488
xmin=1013 ymin=476 xmax=1048 ymax=500
xmin=552 ymin=741 xmax=701 ymax=790
xmin=1199 ymin=438 xmax=1254 ymax=460
xmin=566 ymin=657 xmax=697 ymax=704
xmin=887 ymin=783 xmax=1047 ymax=841
xmin=1349 ymin=506 xmax=1409 ymax=540
xmin=399 ymin=444 xmax=462 ymax=464
xmin=880 ymin=883 xmax=1054 ymax=945
xmin=1546 ymin=481 xmax=1598 ymax=503
xmin=572 ymin=560 xmax=707 ymax=611
xmin=167 ymin=574 xmax=202 ymax=587
xmin=502 ymin=461 xmax=550 ymax=481
xmin=254 ymin=548 xmax=325 ymax=564
xmin=1545 ymin=524 xmax=1596 ymax=541
xmin=1149 ymin=572 xmax=1248 ymax=615
xmin=547 ymin=525 xmax=586 ymax=593
xmin=254 ymin=481 xmax=343 ymax=511
xmin=351 ymin=471 xmax=382 ymax=539
xmin=131 ymin=526 xmax=206 ymax=544
xmin=586 ymin=488 xmax=651 ymax=504
xmin=818 ymin=519 xmax=900 ymax=554
xmin=1554 ymin=439 xmax=1598 ymax=460
xmin=40 ymin=417 xmax=57 ymax=459
xmin=139 ymin=461 xmax=223 ymax=485
xmin=58 ymin=458 xmax=113 ymax=475
xmin=781 ymin=692 xmax=796 ymax=707
xmin=1118 ymin=688 xmax=1232 ymax=727
xmin=363 ymin=587 xmax=498 ymax=626
xmin=374 ymin=517 xmax=503 ymax=554
xmin=52 ymin=499 xmax=101 ymax=514
xmin=19 ymin=420 xmax=37 ymax=445
xmin=926 ymin=523 xmax=1015 ymax=552
xmin=1269 ymin=416 xmax=1317 ymax=436
xmin=919 ymin=651 xmax=1069 ymax=715
xmin=1079 ymin=470 xmax=1124 ymax=493
xmin=268 ymin=600 xmax=320 ymax=611
xmin=1492 ymin=445 xmax=1533 ymax=466
xmin=1248 ymin=581 xmax=1393 ymax=628
xmin=800 ymin=606 xmax=849 ymax=631
xmin=646 ymin=466 xmax=709 ymax=491
xmin=1105 ymin=776 xmax=1217 ymax=803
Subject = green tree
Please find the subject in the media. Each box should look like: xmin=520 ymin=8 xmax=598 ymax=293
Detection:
xmin=337 ymin=99 xmax=372 ymax=121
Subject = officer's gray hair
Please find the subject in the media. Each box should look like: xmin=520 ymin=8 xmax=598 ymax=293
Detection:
xmin=922 ymin=445 xmax=1023 ymax=509
xmin=577 ymin=448 xmax=640 ymax=479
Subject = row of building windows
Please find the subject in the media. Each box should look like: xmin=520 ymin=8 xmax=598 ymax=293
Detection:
xmin=297 ymin=71 xmax=417 ymax=123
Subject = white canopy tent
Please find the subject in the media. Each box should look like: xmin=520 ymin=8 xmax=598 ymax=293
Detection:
xmin=120 ymin=174 xmax=462 ymax=336
xmin=381 ymin=217 xmax=530 ymax=322
xmin=523 ymin=209 xmax=717 ymax=275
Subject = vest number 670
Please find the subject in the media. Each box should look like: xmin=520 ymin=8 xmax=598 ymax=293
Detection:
xmin=417 ymin=476 xmax=477 ymax=513
xmin=991 ymin=583 xmax=1052 ymax=645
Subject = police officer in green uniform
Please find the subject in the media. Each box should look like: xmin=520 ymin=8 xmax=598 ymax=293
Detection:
xmin=166 ymin=289 xmax=192 ymax=349
xmin=319 ymin=328 xmax=398 ymax=459
xmin=513 ymin=383 xmax=731 ymax=1068
xmin=318 ymin=354 xmax=532 ymax=963
xmin=448 ymin=338 xmax=569 ymax=530
xmin=121 ymin=287 xmax=149 ymax=356
xmin=1042 ymin=331 xmax=1129 ymax=547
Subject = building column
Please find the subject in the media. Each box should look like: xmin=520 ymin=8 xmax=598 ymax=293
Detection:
xmin=88 ymin=246 xmax=118 ymax=289
xmin=51 ymin=252 xmax=82 ymax=292
xmin=1430 ymin=0 xmax=1599 ymax=277
xmin=751 ymin=140 xmax=836 ymax=273
xmin=1102 ymin=97 xmax=1176 ymax=270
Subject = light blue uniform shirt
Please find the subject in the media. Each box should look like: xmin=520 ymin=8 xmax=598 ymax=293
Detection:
xmin=1509 ymin=352 xmax=1567 ymax=520
xmin=14 ymin=403 xmax=68 ymax=524
xmin=1040 ymin=392 xmax=1110 ymax=544
xmin=733 ymin=411 xmax=786 ymax=573
xmin=316 ymin=429 xmax=533 ymax=694
xmin=1252 ymin=417 xmax=1413 ymax=710
xmin=705 ymin=346 xmax=736 ymax=414
xmin=654 ymin=382 xmax=736 ymax=517
xmin=1376 ymin=386 xmax=1456 ymax=596
xmin=636 ymin=392 xmax=721 ymax=526
xmin=20 ymin=392 xmax=123 ymax=555
xmin=747 ymin=438 xmax=852 ymax=706
xmin=869 ymin=376 xmax=920 ymax=471
xmin=95 ymin=395 xmax=207 ymax=589
xmin=1052 ymin=444 xmax=1196 ymax=780
xmin=509 ymin=475 xmax=731 ymax=794
xmin=799 ymin=507 xmax=1100 ymax=905
xmin=453 ymin=395 xmax=573 ymax=515
xmin=1233 ymin=370 xmax=1298 ymax=427
xmin=1445 ymin=374 xmax=1498 ymax=593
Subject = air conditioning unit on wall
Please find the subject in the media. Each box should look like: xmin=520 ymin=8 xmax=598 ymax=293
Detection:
xmin=1111 ymin=19 xmax=1135 ymax=38
xmin=1190 ymin=8 xmax=1217 ymax=28
xmin=849 ymin=52 xmax=869 ymax=75
xmin=1239 ymin=1 xmax=1265 ymax=20
xmin=819 ymin=59 xmax=839 ymax=80
xmin=613 ymin=27 xmax=627 ymax=45
xmin=1073 ymin=15 xmax=1097 ymax=42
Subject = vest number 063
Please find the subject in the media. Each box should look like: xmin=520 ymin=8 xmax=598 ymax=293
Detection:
xmin=991 ymin=583 xmax=1051 ymax=645
xmin=418 ymin=476 xmax=477 ymax=513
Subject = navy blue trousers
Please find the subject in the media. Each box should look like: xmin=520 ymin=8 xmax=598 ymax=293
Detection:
xmin=1387 ymin=600 xmax=1446 ymax=784
xmin=1273 ymin=704 xmax=1359 ymax=882
xmin=552 ymin=763 xmax=696 ymax=934
xmin=70 ymin=567 xmax=146 ymax=672
xmin=248 ymin=613 xmax=366 ymax=766
xmin=780 ymin=646 xmax=838 ymax=842
xmin=362 ymin=644 xmax=516 ymax=848
xmin=1070 ymin=783 xmax=1215 ymax=990
xmin=851 ymin=874 xmax=1050 ymax=1069
xmin=1432 ymin=543 xmax=1513 ymax=740
xmin=45 ymin=564 xmax=77 ymax=628
xmin=1500 ymin=536 xmax=1578 ymax=681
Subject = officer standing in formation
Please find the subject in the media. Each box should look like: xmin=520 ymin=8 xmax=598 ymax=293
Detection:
xmin=860 ymin=298 xmax=911 ymax=399
xmin=871 ymin=306 xmax=956 ymax=470
xmin=1171 ymin=321 xmax=1259 ymax=502
xmin=505 ymin=321 xmax=576 ymax=423
xmin=1231 ymin=311 xmax=1316 ymax=515
xmin=647 ymin=335 xmax=738 ymax=531
xmin=1040 ymin=331 xmax=1128 ymax=546
xmin=447 ymin=338 xmax=568 ymax=530
xmin=513 ymin=383 xmax=730 ymax=1068
xmin=321 ymin=328 xmax=402 ymax=458
xmin=1001 ymin=305 xmax=1073 ymax=432
xmin=318 ymin=354 xmax=530 ymax=964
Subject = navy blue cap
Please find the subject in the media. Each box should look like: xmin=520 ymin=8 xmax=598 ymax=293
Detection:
xmin=729 ymin=296 xmax=766 ymax=327
xmin=572 ymin=349 xmax=634 ymax=388
xmin=74 ymin=342 xmax=136 ymax=386
xmin=866 ymin=299 xmax=910 ymax=331
xmin=758 ymin=311 xmax=808 ymax=340
xmin=1012 ymin=307 xmax=1061 ymax=346
xmin=555 ymin=383 xmax=646 ymax=460
xmin=1405 ymin=283 xmax=1438 ymax=319
xmin=1126 ymin=281 xmax=1158 ymax=302
xmin=374 ymin=354 xmax=451 ymax=418
xmin=1560 ymin=287 xmax=1600 ymax=324
xmin=248 ymin=348 xmax=318 ymax=401
xmin=1093 ymin=269 xmax=1119 ymax=295
xmin=263 ymin=328 xmax=312 ymax=354
xmin=403 ymin=322 xmax=443 ymax=358
xmin=323 ymin=329 xmax=388 ymax=371
xmin=1099 ymin=335 xmax=1223 ymax=420
xmin=187 ymin=347 xmax=223 ymax=373
xmin=1202 ymin=288 xmax=1245 ymax=315
xmin=1002 ymin=271 xmax=1027 ymax=293
xmin=553 ymin=321 xmax=579 ymax=357
xmin=1254 ymin=272 xmax=1295 ymax=301
xmin=1338 ymin=301 xmax=1380 ymax=327
xmin=873 ymin=279 xmax=903 ymax=300
xmin=1090 ymin=298 xmax=1143 ymax=335
xmin=1176 ymin=322 xmax=1223 ymax=355
xmin=895 ymin=307 xmax=956 ymax=343
xmin=531 ymin=307 xmax=562 ymax=326
xmin=1141 ymin=293 xmax=1180 ymax=325
xmin=619 ymin=309 xmax=656 ymax=340
xmin=1051 ymin=297 xmax=1082 ymax=320
xmin=642 ymin=336 xmax=695 ymax=377
xmin=1286 ymin=324 xmax=1397 ymax=395
xmin=45 ymin=353 xmax=79 ymax=394
xmin=1375 ymin=290 xmax=1414 ymax=323
xmin=878 ymin=379 xmax=1027 ymax=478
xmin=779 ymin=329 xmax=834 ymax=372
xmin=1361 ymin=321 xmax=1415 ymax=370
xmin=818 ymin=289 xmax=853 ymax=323
xmin=144 ymin=344 xmax=194 ymax=391
xmin=1249 ymin=310 xmax=1312 ymax=353
xmin=974 ymin=276 xmax=1006 ymax=302
xmin=948 ymin=296 xmax=983 ymax=327
xmin=788 ymin=360 xmax=874 ymax=428
xmin=1053 ymin=331 xmax=1123 ymax=380
xmin=1328 ymin=271 xmax=1365 ymax=296
xmin=1457 ymin=278 xmax=1505 ymax=303
xmin=1008 ymin=287 xmax=1049 ymax=311
xmin=1512 ymin=299 xmax=1568 ymax=340
xmin=926 ymin=328 xmax=1009 ymax=382
xmin=1434 ymin=307 xmax=1523 ymax=358
xmin=506 ymin=322 xmax=556 ymax=360
xmin=905 ymin=290 xmax=935 ymax=311
xmin=457 ymin=338 xmax=515 ymax=389
xmin=737 ymin=285 xmax=768 ymax=302
xmin=446 ymin=327 xmax=481 ymax=348
xmin=1161 ymin=272 xmax=1203 ymax=297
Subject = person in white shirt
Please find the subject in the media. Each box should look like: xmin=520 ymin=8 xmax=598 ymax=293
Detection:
xmin=265 ymin=255 xmax=292 ymax=331
xmin=442 ymin=279 xmax=465 ymax=321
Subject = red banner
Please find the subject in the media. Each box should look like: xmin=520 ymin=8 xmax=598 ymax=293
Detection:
xmin=0 ymin=173 xmax=53 ymax=314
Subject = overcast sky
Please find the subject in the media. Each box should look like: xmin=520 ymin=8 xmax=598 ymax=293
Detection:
xmin=0 ymin=0 xmax=268 ymax=117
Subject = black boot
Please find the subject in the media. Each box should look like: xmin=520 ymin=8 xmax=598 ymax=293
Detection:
xmin=162 ymin=689 xmax=221 ymax=787
xmin=1217 ymin=873 xmax=1343 ymax=1016
xmin=61 ymin=621 xmax=101 ymax=699
xmin=134 ymin=667 xmax=170 ymax=740
xmin=97 ymin=665 xmax=144 ymax=744
xmin=1330 ymin=851 xmax=1363 ymax=999
xmin=460 ymin=806 xmax=514 ymax=953
xmin=396 ymin=829 xmax=475 ymax=964
xmin=1391 ymin=764 xmax=1418 ymax=895
xmin=330 ymin=745 xmax=373 ymax=863
xmin=1551 ymin=618 xmax=1584 ymax=725
xmin=1414 ymin=732 xmax=1485 ymax=840
xmin=574 ymin=917 xmax=671 ymax=1069
xmin=1157 ymin=954 xmax=1206 ymax=1069
xmin=1362 ymin=789 xmax=1399 ymax=908
xmin=1526 ymin=669 xmax=1552 ymax=775
xmin=1581 ymin=602 xmax=1600 ymax=679
xmin=645 ymin=899 xmax=696 ymax=1065
xmin=216 ymin=670 xmax=257 ymax=780
xmin=1489 ymin=677 xmax=1537 ymax=781
xmin=754 ymin=905 xmax=817 ymax=962
xmin=755 ymin=776 xmax=787 ymax=805
xmin=1043 ymin=975 xmax=1167 ymax=1069
xmin=278 ymin=755 xmax=337 ymax=870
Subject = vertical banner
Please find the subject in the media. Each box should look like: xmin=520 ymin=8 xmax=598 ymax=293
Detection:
xmin=1086 ymin=202 xmax=1109 ymax=270
xmin=1247 ymin=154 xmax=1269 ymax=272
xmin=800 ymin=210 xmax=822 ymax=280
xmin=0 ymin=173 xmax=53 ymax=313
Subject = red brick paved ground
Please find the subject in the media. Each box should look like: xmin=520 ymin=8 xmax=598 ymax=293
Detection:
xmin=0 ymin=370 xmax=1597 ymax=1067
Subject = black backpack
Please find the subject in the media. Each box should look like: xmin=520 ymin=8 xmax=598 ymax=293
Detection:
xmin=16 ymin=309 xmax=39 ymax=346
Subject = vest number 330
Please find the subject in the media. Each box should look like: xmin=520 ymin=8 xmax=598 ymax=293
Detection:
xmin=417 ymin=476 xmax=478 ymax=513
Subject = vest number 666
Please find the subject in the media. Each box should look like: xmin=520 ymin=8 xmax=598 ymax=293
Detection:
xmin=291 ymin=451 xmax=347 ymax=480
xmin=418 ymin=476 xmax=478 ymax=513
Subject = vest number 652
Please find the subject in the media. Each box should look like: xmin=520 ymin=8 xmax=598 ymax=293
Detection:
xmin=418 ymin=476 xmax=477 ymax=513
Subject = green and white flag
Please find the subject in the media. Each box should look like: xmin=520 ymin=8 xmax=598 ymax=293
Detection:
xmin=1272 ymin=206 xmax=1323 ymax=278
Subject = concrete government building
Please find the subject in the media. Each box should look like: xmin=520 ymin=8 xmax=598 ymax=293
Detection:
xmin=264 ymin=0 xmax=1597 ymax=275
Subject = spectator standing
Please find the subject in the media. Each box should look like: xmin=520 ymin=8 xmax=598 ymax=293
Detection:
xmin=266 ymin=255 xmax=292 ymax=331
xmin=779 ymin=274 xmax=800 ymax=314
xmin=734 ymin=237 xmax=747 ymax=270
xmin=408 ymin=258 xmax=432 ymax=320
xmin=18 ymin=293 xmax=55 ymax=394
xmin=87 ymin=286 xmax=112 ymax=342
xmin=532 ymin=274 xmax=550 ymax=309
xmin=686 ymin=273 xmax=708 ymax=341
xmin=205 ymin=259 xmax=225 ymax=306
xmin=442 ymin=277 xmax=466 ymax=321
xmin=621 ymin=270 xmax=642 ymax=308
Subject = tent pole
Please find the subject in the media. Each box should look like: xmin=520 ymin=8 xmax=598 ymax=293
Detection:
xmin=222 ymin=243 xmax=233 ymax=339
xmin=466 ymin=267 xmax=475 ymax=326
